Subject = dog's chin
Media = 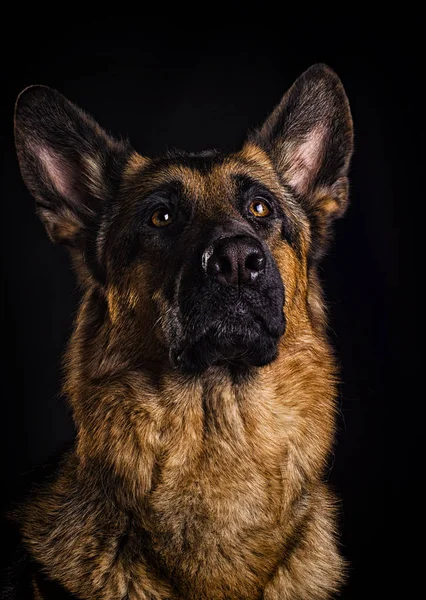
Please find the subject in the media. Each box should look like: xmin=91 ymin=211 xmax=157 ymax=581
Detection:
xmin=171 ymin=325 xmax=283 ymax=374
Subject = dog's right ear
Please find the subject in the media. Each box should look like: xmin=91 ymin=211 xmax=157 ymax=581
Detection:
xmin=250 ymin=64 xmax=353 ymax=261
xmin=14 ymin=86 xmax=133 ymax=246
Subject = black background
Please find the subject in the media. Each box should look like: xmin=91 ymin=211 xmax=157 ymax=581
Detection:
xmin=1 ymin=12 xmax=420 ymax=599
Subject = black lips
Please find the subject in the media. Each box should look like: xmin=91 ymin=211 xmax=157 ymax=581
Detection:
xmin=171 ymin=229 xmax=285 ymax=374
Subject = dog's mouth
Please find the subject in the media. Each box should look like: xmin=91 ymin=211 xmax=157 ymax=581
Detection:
xmin=171 ymin=308 xmax=285 ymax=374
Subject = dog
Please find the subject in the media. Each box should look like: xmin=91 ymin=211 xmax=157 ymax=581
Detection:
xmin=6 ymin=63 xmax=353 ymax=599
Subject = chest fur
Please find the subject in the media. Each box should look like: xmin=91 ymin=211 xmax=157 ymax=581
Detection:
xmin=137 ymin=385 xmax=291 ymax=598
xmin=21 ymin=369 xmax=331 ymax=599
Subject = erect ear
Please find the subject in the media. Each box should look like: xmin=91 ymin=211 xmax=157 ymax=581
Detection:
xmin=14 ymin=86 xmax=133 ymax=246
xmin=251 ymin=64 xmax=353 ymax=259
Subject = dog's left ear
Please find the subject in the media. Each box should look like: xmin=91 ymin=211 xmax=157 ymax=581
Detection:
xmin=251 ymin=64 xmax=353 ymax=259
xmin=14 ymin=85 xmax=133 ymax=246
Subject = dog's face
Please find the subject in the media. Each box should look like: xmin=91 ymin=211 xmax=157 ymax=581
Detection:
xmin=108 ymin=151 xmax=289 ymax=373
xmin=14 ymin=65 xmax=352 ymax=375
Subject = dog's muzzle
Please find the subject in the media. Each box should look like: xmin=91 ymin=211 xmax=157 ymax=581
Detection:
xmin=170 ymin=228 xmax=286 ymax=374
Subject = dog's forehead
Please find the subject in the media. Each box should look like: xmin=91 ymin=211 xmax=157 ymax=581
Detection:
xmin=122 ymin=143 xmax=285 ymax=212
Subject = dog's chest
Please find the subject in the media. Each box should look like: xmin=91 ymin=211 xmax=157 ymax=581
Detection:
xmin=145 ymin=389 xmax=287 ymax=598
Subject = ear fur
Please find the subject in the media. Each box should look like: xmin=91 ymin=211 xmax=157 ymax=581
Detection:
xmin=251 ymin=64 xmax=354 ymax=259
xmin=14 ymin=86 xmax=132 ymax=246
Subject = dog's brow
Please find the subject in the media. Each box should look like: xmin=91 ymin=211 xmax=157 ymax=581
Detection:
xmin=141 ymin=180 xmax=183 ymax=201
xmin=231 ymin=174 xmax=275 ymax=198
xmin=138 ymin=166 xmax=207 ymax=201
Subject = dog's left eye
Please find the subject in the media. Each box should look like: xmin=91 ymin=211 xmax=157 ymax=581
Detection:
xmin=248 ymin=198 xmax=271 ymax=218
xmin=151 ymin=208 xmax=173 ymax=227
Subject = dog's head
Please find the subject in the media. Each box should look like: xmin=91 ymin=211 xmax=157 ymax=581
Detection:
xmin=14 ymin=65 xmax=353 ymax=375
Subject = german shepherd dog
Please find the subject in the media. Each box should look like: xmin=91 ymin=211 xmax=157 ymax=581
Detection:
xmin=7 ymin=64 xmax=353 ymax=599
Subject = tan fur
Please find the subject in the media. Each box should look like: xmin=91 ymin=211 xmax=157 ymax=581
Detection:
xmin=17 ymin=148 xmax=347 ymax=600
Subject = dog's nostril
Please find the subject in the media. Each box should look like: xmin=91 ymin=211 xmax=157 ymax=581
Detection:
xmin=209 ymin=255 xmax=232 ymax=276
xmin=245 ymin=253 xmax=264 ymax=273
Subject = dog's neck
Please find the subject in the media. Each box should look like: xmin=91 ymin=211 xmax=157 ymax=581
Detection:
xmin=61 ymin=283 xmax=336 ymax=509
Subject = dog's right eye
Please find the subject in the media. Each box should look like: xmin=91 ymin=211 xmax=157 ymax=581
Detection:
xmin=151 ymin=208 xmax=173 ymax=228
xmin=248 ymin=198 xmax=271 ymax=218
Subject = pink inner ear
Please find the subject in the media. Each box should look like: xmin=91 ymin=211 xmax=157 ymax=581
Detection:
xmin=35 ymin=144 xmax=77 ymax=201
xmin=286 ymin=124 xmax=326 ymax=195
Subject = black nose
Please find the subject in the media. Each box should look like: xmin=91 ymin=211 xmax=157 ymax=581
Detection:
xmin=206 ymin=236 xmax=266 ymax=287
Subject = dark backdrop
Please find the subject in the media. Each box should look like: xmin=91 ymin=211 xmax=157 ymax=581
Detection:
xmin=1 ymin=12 xmax=420 ymax=599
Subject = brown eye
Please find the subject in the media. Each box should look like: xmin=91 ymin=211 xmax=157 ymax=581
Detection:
xmin=151 ymin=208 xmax=173 ymax=227
xmin=249 ymin=198 xmax=271 ymax=218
